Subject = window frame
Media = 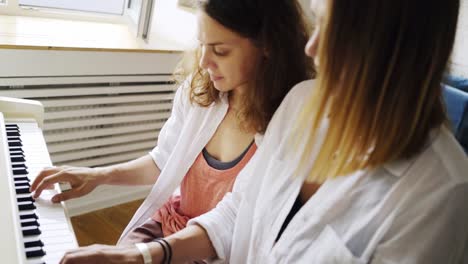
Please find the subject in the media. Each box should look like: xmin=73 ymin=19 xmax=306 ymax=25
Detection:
xmin=0 ymin=0 xmax=128 ymax=24
xmin=0 ymin=0 xmax=157 ymax=42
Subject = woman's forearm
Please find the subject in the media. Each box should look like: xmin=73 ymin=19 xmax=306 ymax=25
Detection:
xmin=148 ymin=225 xmax=218 ymax=264
xmin=99 ymin=154 xmax=161 ymax=186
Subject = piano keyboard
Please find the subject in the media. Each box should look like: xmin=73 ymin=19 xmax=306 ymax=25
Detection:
xmin=4 ymin=120 xmax=77 ymax=264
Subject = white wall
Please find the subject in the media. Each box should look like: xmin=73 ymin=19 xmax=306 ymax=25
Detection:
xmin=143 ymin=0 xmax=198 ymax=51
xmin=451 ymin=0 xmax=468 ymax=77
xmin=0 ymin=49 xmax=181 ymax=77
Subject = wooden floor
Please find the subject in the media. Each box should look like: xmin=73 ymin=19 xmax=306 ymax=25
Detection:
xmin=70 ymin=199 xmax=144 ymax=246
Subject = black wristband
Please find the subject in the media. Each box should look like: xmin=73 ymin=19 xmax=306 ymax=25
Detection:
xmin=159 ymin=238 xmax=172 ymax=264
xmin=153 ymin=239 xmax=167 ymax=264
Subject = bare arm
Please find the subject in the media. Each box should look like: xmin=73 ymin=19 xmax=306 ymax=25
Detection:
xmin=148 ymin=225 xmax=217 ymax=263
xmin=31 ymin=154 xmax=160 ymax=202
xmin=99 ymin=154 xmax=160 ymax=186
xmin=59 ymin=225 xmax=216 ymax=264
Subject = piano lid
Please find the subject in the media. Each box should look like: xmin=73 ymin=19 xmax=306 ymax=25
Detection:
xmin=0 ymin=97 xmax=44 ymax=129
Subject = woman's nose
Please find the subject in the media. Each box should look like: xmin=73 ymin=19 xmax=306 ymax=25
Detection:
xmin=199 ymin=47 xmax=213 ymax=70
xmin=305 ymin=27 xmax=319 ymax=58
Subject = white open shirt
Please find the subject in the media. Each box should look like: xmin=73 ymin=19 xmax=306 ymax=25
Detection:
xmin=189 ymin=80 xmax=468 ymax=263
xmin=119 ymin=80 xmax=263 ymax=241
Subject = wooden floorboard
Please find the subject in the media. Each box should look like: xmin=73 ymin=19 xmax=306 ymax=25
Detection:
xmin=70 ymin=199 xmax=144 ymax=246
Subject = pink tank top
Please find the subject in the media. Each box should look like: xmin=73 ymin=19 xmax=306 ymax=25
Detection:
xmin=152 ymin=143 xmax=257 ymax=236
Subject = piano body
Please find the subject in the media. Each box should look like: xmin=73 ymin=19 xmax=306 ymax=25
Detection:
xmin=0 ymin=97 xmax=77 ymax=263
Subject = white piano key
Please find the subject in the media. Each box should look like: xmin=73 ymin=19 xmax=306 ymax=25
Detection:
xmin=26 ymin=258 xmax=47 ymax=264
xmin=5 ymin=120 xmax=78 ymax=264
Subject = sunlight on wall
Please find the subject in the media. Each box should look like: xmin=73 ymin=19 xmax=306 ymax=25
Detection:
xmin=450 ymin=0 xmax=468 ymax=77
xmin=146 ymin=0 xmax=197 ymax=51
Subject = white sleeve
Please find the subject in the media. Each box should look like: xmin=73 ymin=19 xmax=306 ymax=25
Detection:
xmin=187 ymin=81 xmax=313 ymax=262
xmin=371 ymin=183 xmax=468 ymax=264
xmin=149 ymin=83 xmax=188 ymax=170
xmin=187 ymin=191 xmax=241 ymax=263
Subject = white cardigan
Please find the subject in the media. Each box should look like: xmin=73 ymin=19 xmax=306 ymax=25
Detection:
xmin=189 ymin=80 xmax=468 ymax=263
xmin=120 ymin=81 xmax=263 ymax=241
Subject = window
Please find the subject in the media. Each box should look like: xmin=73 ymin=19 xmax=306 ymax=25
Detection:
xmin=127 ymin=0 xmax=142 ymax=25
xmin=0 ymin=0 xmax=153 ymax=38
xmin=18 ymin=0 xmax=126 ymax=15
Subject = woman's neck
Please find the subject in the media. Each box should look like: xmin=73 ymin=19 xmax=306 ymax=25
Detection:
xmin=228 ymin=89 xmax=244 ymax=111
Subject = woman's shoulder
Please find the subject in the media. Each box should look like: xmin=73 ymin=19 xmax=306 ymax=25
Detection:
xmin=429 ymin=126 xmax=468 ymax=185
xmin=273 ymin=79 xmax=314 ymax=116
xmin=386 ymin=126 xmax=468 ymax=212
xmin=283 ymin=79 xmax=315 ymax=105
xmin=257 ymin=79 xmax=315 ymax=149
xmin=270 ymin=79 xmax=315 ymax=126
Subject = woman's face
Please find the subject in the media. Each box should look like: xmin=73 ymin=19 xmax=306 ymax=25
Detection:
xmin=197 ymin=12 xmax=263 ymax=94
xmin=305 ymin=0 xmax=325 ymax=67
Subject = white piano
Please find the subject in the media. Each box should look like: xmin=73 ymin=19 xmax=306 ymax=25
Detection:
xmin=0 ymin=97 xmax=77 ymax=264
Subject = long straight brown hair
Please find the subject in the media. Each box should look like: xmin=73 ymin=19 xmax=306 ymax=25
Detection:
xmin=174 ymin=0 xmax=314 ymax=134
xmin=296 ymin=0 xmax=460 ymax=182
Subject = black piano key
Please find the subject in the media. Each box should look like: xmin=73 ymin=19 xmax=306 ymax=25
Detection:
xmin=25 ymin=248 xmax=46 ymax=258
xmin=8 ymin=147 xmax=24 ymax=153
xmin=20 ymin=213 xmax=38 ymax=220
xmin=8 ymin=141 xmax=22 ymax=147
xmin=7 ymin=137 xmax=21 ymax=142
xmin=21 ymin=218 xmax=38 ymax=226
xmin=17 ymin=196 xmax=35 ymax=203
xmin=5 ymin=124 xmax=18 ymax=128
xmin=6 ymin=131 xmax=20 ymax=137
xmin=19 ymin=202 xmax=36 ymax=211
xmin=11 ymin=156 xmax=26 ymax=162
xmin=25 ymin=240 xmax=44 ymax=248
xmin=14 ymin=177 xmax=29 ymax=182
xmin=21 ymin=219 xmax=39 ymax=227
xmin=15 ymin=181 xmax=30 ymax=188
xmin=22 ymin=226 xmax=41 ymax=236
xmin=12 ymin=163 xmax=27 ymax=169
xmin=24 ymin=240 xmax=44 ymax=248
xmin=9 ymin=152 xmax=24 ymax=158
xmin=9 ymin=147 xmax=23 ymax=153
xmin=15 ymin=181 xmax=30 ymax=187
xmin=15 ymin=187 xmax=30 ymax=194
xmin=14 ymin=179 xmax=30 ymax=185
xmin=13 ymin=169 xmax=28 ymax=176
xmin=13 ymin=177 xmax=30 ymax=182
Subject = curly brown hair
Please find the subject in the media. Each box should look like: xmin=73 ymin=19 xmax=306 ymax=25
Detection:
xmin=174 ymin=0 xmax=314 ymax=133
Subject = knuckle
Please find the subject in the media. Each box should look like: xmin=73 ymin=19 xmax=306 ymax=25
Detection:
xmin=41 ymin=177 xmax=52 ymax=184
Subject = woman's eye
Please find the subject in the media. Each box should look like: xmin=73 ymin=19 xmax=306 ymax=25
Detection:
xmin=213 ymin=47 xmax=229 ymax=56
